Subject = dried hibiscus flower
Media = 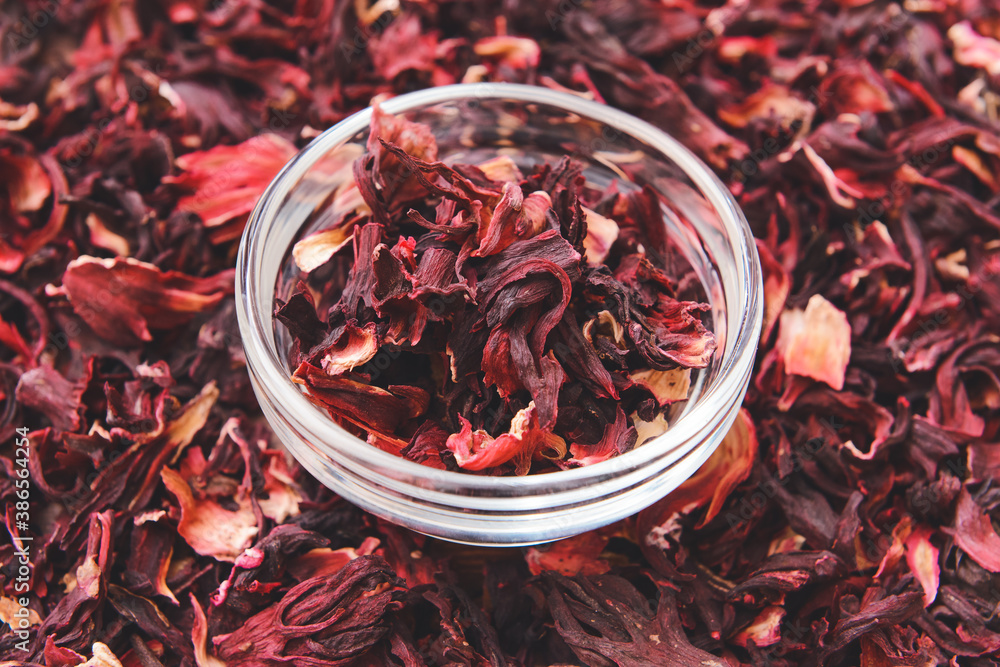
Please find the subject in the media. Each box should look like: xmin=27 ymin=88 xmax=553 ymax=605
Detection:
xmin=276 ymin=107 xmax=716 ymax=475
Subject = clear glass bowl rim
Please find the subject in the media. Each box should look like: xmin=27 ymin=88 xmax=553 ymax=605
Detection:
xmin=236 ymin=82 xmax=763 ymax=494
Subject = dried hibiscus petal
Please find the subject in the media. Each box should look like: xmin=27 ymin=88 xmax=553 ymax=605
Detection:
xmin=945 ymin=487 xmax=1000 ymax=573
xmin=541 ymin=572 xmax=727 ymax=667
xmin=776 ymin=294 xmax=852 ymax=391
xmin=215 ymin=555 xmax=406 ymax=666
xmin=0 ymin=147 xmax=68 ymax=274
xmin=50 ymin=256 xmax=235 ymax=347
xmin=164 ymin=134 xmax=298 ymax=243
xmin=160 ymin=466 xmax=258 ymax=563
xmin=445 ymin=402 xmax=566 ymax=474
xmin=15 ymin=365 xmax=85 ymax=432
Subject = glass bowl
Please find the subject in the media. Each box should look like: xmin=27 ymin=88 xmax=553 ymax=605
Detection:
xmin=235 ymin=83 xmax=762 ymax=546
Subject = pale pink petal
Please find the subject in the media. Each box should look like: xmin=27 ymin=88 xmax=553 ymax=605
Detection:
xmin=190 ymin=594 xmax=227 ymax=667
xmin=905 ymin=526 xmax=940 ymax=607
xmin=477 ymin=155 xmax=523 ymax=183
xmin=777 ymin=294 xmax=852 ymax=391
xmin=319 ymin=322 xmax=379 ymax=376
xmin=949 ymin=21 xmax=1000 ymax=75
xmin=473 ymin=36 xmax=540 ymax=69
xmin=161 ymin=468 xmax=258 ymax=562
xmin=732 ymin=606 xmax=785 ymax=648
xmin=582 ymin=207 xmax=620 ymax=266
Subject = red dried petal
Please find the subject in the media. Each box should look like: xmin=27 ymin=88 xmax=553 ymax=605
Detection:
xmin=41 ymin=637 xmax=86 ymax=667
xmin=258 ymin=455 xmax=303 ymax=523
xmin=718 ymin=83 xmax=815 ymax=132
xmin=817 ymin=60 xmax=894 ymax=115
xmin=15 ymin=366 xmax=84 ymax=432
xmin=215 ymin=556 xmax=405 ymax=666
xmin=525 ymin=531 xmax=611 ymax=576
xmin=362 ymin=103 xmax=441 ymax=208
xmin=55 ymin=256 xmax=234 ymax=347
xmin=473 ymin=184 xmax=551 ymax=256
xmin=947 ymin=487 xmax=1000 ymax=573
xmin=166 ymin=134 xmax=297 ymax=230
xmin=473 ymin=36 xmax=541 ymax=70
xmin=292 ymin=362 xmax=425 ymax=433
xmin=544 ymin=573 xmax=728 ymax=667
xmin=1 ymin=150 xmax=50 ymax=212
xmin=287 ymin=537 xmax=381 ymax=581
xmin=318 ymin=322 xmax=379 ymax=376
xmin=968 ymin=440 xmax=1000 ymax=482
xmin=124 ymin=518 xmax=178 ymax=605
xmin=369 ymin=14 xmax=440 ymax=80
xmin=446 ymin=403 xmax=566 ymax=475
xmin=0 ymin=152 xmax=67 ymax=273
xmin=756 ymin=239 xmax=790 ymax=343
xmin=567 ymin=407 xmax=635 ymax=467
xmin=637 ymin=409 xmax=758 ymax=557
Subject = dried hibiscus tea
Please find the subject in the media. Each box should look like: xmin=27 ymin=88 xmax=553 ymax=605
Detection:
xmin=275 ymin=107 xmax=716 ymax=475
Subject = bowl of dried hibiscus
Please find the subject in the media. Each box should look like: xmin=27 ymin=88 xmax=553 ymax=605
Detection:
xmin=236 ymin=83 xmax=763 ymax=545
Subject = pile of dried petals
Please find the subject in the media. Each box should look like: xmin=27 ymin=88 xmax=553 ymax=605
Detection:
xmin=279 ymin=105 xmax=715 ymax=475
xmin=1 ymin=1 xmax=1000 ymax=666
